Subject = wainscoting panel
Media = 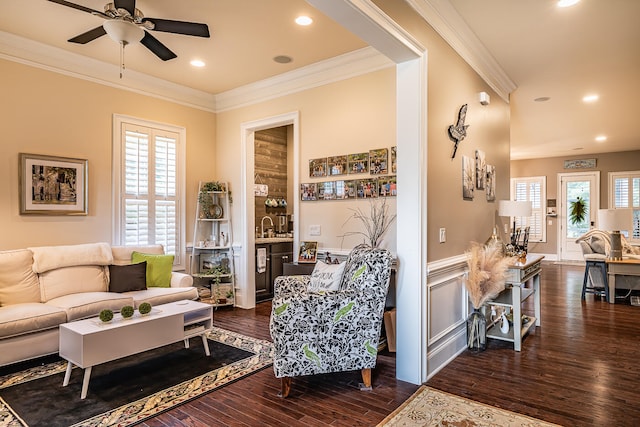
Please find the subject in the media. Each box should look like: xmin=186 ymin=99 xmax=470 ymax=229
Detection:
xmin=426 ymin=254 xmax=468 ymax=378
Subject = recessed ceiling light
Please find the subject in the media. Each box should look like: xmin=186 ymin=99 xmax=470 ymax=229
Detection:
xmin=595 ymin=135 xmax=607 ymax=142
xmin=295 ymin=16 xmax=313 ymax=26
xmin=534 ymin=97 xmax=550 ymax=102
xmin=190 ymin=59 xmax=205 ymax=67
xmin=583 ymin=94 xmax=599 ymax=103
xmin=273 ymin=55 xmax=292 ymax=64
xmin=557 ymin=0 xmax=580 ymax=7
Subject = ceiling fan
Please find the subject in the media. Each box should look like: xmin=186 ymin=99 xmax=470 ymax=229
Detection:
xmin=48 ymin=0 xmax=210 ymax=61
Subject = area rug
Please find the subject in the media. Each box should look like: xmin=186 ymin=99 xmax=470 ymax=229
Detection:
xmin=0 ymin=327 xmax=273 ymax=427
xmin=378 ymin=386 xmax=561 ymax=427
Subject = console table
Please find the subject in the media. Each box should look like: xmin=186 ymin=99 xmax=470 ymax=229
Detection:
xmin=486 ymin=254 xmax=543 ymax=351
xmin=606 ymin=258 xmax=640 ymax=304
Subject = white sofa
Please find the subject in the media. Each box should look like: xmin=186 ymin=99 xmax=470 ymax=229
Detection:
xmin=0 ymin=242 xmax=198 ymax=367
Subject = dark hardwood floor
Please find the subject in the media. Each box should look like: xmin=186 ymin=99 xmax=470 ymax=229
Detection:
xmin=141 ymin=262 xmax=640 ymax=426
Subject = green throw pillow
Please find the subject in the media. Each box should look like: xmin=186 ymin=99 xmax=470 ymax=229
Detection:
xmin=131 ymin=252 xmax=174 ymax=288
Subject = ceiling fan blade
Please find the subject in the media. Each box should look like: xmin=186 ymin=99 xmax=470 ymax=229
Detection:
xmin=142 ymin=18 xmax=210 ymax=38
xmin=113 ymin=0 xmax=136 ymax=17
xmin=68 ymin=26 xmax=107 ymax=44
xmin=141 ymin=31 xmax=177 ymax=61
xmin=47 ymin=0 xmax=108 ymax=18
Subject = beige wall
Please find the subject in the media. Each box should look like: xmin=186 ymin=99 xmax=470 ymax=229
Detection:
xmin=375 ymin=0 xmax=512 ymax=261
xmin=0 ymin=59 xmax=216 ymax=251
xmin=216 ymin=68 xmax=397 ymax=253
xmin=511 ymin=150 xmax=640 ymax=255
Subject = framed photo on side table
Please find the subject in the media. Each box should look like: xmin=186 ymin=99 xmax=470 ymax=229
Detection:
xmin=19 ymin=153 xmax=88 ymax=215
xmin=298 ymin=241 xmax=318 ymax=263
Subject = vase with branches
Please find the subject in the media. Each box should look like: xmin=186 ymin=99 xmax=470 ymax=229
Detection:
xmin=338 ymin=198 xmax=396 ymax=248
xmin=464 ymin=241 xmax=515 ymax=351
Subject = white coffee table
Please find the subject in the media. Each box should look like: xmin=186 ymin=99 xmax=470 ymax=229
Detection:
xmin=59 ymin=300 xmax=213 ymax=399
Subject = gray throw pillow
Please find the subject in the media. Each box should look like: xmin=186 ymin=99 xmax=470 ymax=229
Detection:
xmin=590 ymin=236 xmax=606 ymax=254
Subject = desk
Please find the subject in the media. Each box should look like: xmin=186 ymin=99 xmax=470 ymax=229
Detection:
xmin=487 ymin=254 xmax=543 ymax=351
xmin=606 ymin=258 xmax=640 ymax=304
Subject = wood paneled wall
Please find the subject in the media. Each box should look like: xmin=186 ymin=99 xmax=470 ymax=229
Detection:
xmin=254 ymin=126 xmax=288 ymax=231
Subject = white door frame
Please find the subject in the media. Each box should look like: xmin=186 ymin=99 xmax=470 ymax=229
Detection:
xmin=557 ymin=171 xmax=600 ymax=261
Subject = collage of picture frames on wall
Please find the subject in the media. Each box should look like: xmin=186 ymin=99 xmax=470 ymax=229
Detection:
xmin=301 ymin=147 xmax=397 ymax=201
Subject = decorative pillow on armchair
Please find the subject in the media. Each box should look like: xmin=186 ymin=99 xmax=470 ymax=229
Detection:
xmin=131 ymin=252 xmax=174 ymax=288
xmin=308 ymin=261 xmax=346 ymax=292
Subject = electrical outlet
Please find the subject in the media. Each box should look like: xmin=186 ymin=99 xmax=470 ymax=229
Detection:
xmin=439 ymin=228 xmax=446 ymax=243
xmin=309 ymin=225 xmax=321 ymax=236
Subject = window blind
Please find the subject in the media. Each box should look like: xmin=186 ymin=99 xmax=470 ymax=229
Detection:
xmin=511 ymin=176 xmax=546 ymax=243
xmin=114 ymin=116 xmax=184 ymax=266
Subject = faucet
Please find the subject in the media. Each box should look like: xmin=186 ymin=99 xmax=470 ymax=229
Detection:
xmin=261 ymin=215 xmax=274 ymax=238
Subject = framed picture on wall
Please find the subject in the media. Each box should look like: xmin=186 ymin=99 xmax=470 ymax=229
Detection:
xmin=357 ymin=179 xmax=378 ymax=198
xmin=318 ymin=181 xmax=336 ymax=200
xmin=300 ymin=183 xmax=318 ymax=201
xmin=19 ymin=153 xmax=88 ymax=215
xmin=391 ymin=146 xmax=397 ymax=174
xmin=309 ymin=158 xmax=327 ymax=177
xmin=327 ymin=155 xmax=348 ymax=176
xmin=369 ymin=148 xmax=388 ymax=175
xmin=378 ymin=176 xmax=397 ymax=197
xmin=475 ymin=149 xmax=486 ymax=190
xmin=486 ymin=164 xmax=496 ymax=201
xmin=462 ymin=155 xmax=474 ymax=200
xmin=347 ymin=152 xmax=369 ymax=174
xmin=298 ymin=241 xmax=318 ymax=263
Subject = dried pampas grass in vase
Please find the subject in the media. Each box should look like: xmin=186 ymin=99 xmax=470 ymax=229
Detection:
xmin=465 ymin=241 xmax=515 ymax=351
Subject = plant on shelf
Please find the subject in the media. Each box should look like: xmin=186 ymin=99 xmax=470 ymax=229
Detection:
xmin=339 ymin=197 xmax=396 ymax=248
xmin=204 ymin=265 xmax=231 ymax=304
xmin=99 ymin=309 xmax=114 ymax=323
xmin=198 ymin=181 xmax=225 ymax=219
xmin=138 ymin=302 xmax=152 ymax=316
xmin=569 ymin=197 xmax=587 ymax=225
xmin=464 ymin=242 xmax=515 ymax=352
xmin=121 ymin=305 xmax=134 ymax=319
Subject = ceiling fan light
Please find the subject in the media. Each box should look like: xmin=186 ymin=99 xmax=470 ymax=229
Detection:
xmin=103 ymin=20 xmax=144 ymax=45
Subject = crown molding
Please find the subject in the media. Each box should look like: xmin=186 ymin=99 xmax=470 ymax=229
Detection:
xmin=0 ymin=30 xmax=394 ymax=114
xmin=214 ymin=47 xmax=394 ymax=112
xmin=0 ymin=30 xmax=217 ymax=112
xmin=406 ymin=0 xmax=516 ymax=102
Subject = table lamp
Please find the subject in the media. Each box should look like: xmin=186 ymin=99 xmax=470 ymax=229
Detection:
xmin=597 ymin=208 xmax=633 ymax=260
xmin=498 ymin=200 xmax=532 ymax=254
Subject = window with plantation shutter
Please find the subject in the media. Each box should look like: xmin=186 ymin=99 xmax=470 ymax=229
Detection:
xmin=510 ymin=176 xmax=546 ymax=243
xmin=609 ymin=171 xmax=640 ymax=242
xmin=113 ymin=115 xmax=186 ymax=269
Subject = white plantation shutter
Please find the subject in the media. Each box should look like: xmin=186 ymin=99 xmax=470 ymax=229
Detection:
xmin=113 ymin=116 xmax=185 ymax=268
xmin=609 ymin=172 xmax=640 ymax=241
xmin=511 ymin=176 xmax=546 ymax=243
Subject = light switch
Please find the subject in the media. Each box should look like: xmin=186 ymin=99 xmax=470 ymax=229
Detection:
xmin=309 ymin=225 xmax=321 ymax=236
xmin=439 ymin=228 xmax=446 ymax=243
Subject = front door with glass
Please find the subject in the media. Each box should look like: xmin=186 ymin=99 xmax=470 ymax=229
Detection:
xmin=559 ymin=172 xmax=600 ymax=261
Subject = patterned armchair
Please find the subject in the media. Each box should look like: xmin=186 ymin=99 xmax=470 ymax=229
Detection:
xmin=269 ymin=245 xmax=392 ymax=397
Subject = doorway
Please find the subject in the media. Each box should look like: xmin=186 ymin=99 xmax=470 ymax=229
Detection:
xmin=558 ymin=172 xmax=600 ymax=261
xmin=238 ymin=112 xmax=300 ymax=309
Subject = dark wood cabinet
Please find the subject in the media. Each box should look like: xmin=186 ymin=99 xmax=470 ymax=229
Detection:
xmin=256 ymin=242 xmax=293 ymax=302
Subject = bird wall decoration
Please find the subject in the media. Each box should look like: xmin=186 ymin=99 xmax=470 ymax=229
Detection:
xmin=448 ymin=104 xmax=469 ymax=159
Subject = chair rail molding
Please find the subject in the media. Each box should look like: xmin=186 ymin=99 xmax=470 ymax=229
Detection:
xmin=426 ymin=254 xmax=468 ymax=378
